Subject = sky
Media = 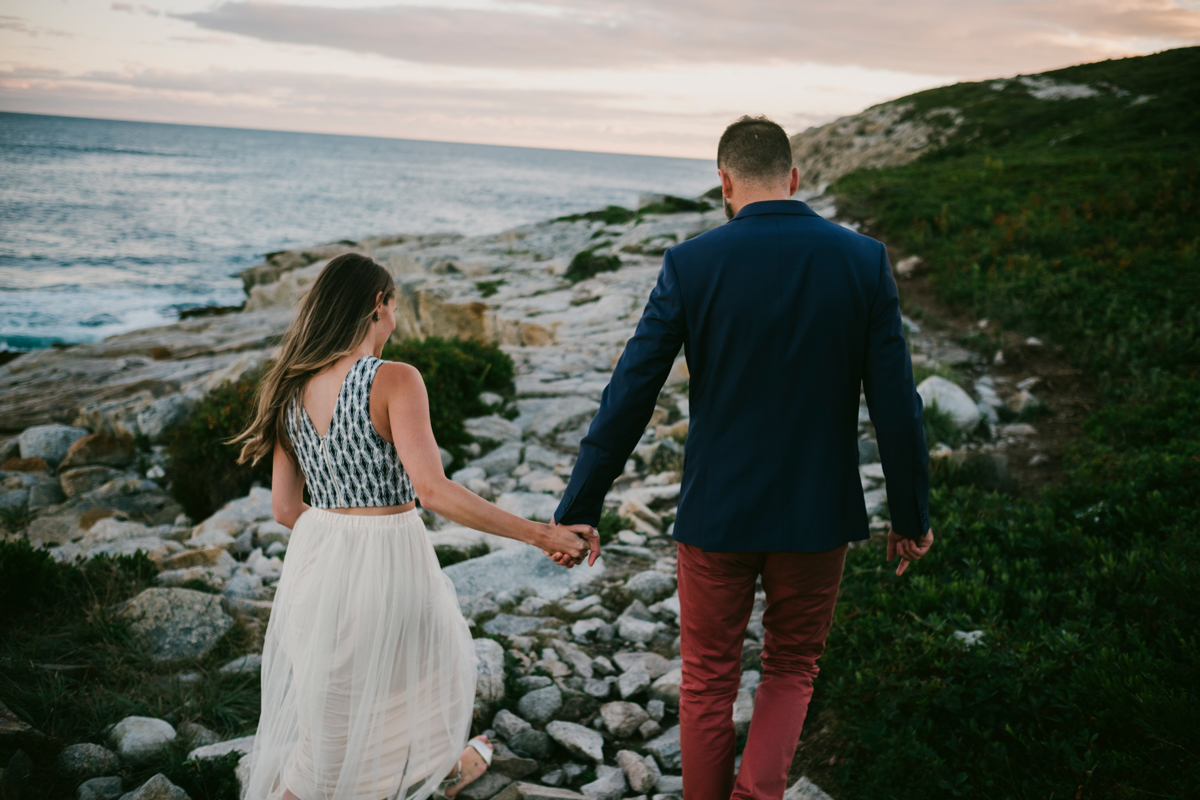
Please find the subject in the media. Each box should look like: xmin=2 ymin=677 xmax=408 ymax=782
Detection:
xmin=1 ymin=0 xmax=1197 ymax=158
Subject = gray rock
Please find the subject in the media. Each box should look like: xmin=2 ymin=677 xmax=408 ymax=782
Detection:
xmin=443 ymin=545 xmax=604 ymax=602
xmin=617 ymin=661 xmax=651 ymax=699
xmin=117 ymin=773 xmax=189 ymax=800
xmin=451 ymin=466 xmax=487 ymax=487
xmin=645 ymin=724 xmax=682 ymax=770
xmin=0 ymin=487 xmax=29 ymax=509
xmin=458 ymin=770 xmax=513 ymax=800
xmin=656 ymin=775 xmax=684 ymax=793
xmin=18 ymin=424 xmax=88 ymax=467
xmin=613 ymin=653 xmax=674 ymax=681
xmin=517 ymin=685 xmax=563 ymax=725
xmin=917 ymin=376 xmax=981 ymax=431
xmin=551 ymin=639 xmax=594 ymax=679
xmin=186 ymin=735 xmax=255 ymax=761
xmin=496 ymin=492 xmax=560 ymax=523
xmin=107 ymin=716 xmax=176 ymax=764
xmin=546 ymin=720 xmax=604 ymax=763
xmin=515 ymin=675 xmax=554 ymax=693
xmin=491 ymin=741 xmax=539 ymax=779
xmin=114 ymin=588 xmax=234 ymax=662
xmin=469 ymin=442 xmax=524 ymax=476
xmin=77 ymin=776 xmax=124 ymax=800
xmin=617 ymin=750 xmax=661 ymax=793
xmin=646 ymin=699 xmax=665 ymax=722
xmin=624 ymin=571 xmax=676 ymax=605
xmin=583 ymin=678 xmax=612 ymax=699
xmin=475 ymin=638 xmax=507 ymax=712
xmin=783 ymin=776 xmax=835 ymax=800
xmin=617 ymin=615 xmax=662 ymax=645
xmin=56 ymin=743 xmax=121 ymax=784
xmin=493 ymin=783 xmax=590 ymax=800
xmin=858 ymin=439 xmax=879 ymax=464
xmin=572 ymin=618 xmax=614 ymax=643
xmin=218 ymin=654 xmax=262 ymax=676
xmin=493 ymin=709 xmax=532 ymax=742
xmin=638 ymin=720 xmax=662 ymax=739
xmin=221 ymin=572 xmax=264 ymax=600
xmin=740 ymin=670 xmax=760 ymax=698
xmin=483 ymin=614 xmax=545 ymax=637
xmin=526 ymin=397 xmax=600 ymax=439
xmin=1008 ymin=389 xmax=1043 ymax=414
xmin=136 ymin=395 xmax=190 ymax=444
xmin=732 ymin=689 xmax=754 ymax=737
xmin=508 ymin=729 xmax=554 ymax=760
xmin=465 ymin=415 xmax=522 ymax=445
xmin=29 ymin=478 xmax=66 ymax=507
xmin=580 ymin=765 xmax=626 ymax=800
xmin=60 ymin=466 xmax=123 ymax=498
xmin=600 ymin=701 xmax=649 ymax=737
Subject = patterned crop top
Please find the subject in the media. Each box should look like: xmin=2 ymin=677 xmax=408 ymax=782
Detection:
xmin=285 ymin=355 xmax=416 ymax=509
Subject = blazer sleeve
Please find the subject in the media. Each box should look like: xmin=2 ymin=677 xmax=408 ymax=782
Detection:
xmin=862 ymin=244 xmax=931 ymax=540
xmin=554 ymin=251 xmax=687 ymax=527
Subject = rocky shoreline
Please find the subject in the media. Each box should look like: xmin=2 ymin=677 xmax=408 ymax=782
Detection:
xmin=1 ymin=188 xmax=1054 ymax=800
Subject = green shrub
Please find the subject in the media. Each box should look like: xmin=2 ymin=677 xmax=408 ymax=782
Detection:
xmin=922 ymin=401 xmax=963 ymax=449
xmin=0 ymin=500 xmax=33 ymax=531
xmin=475 ymin=279 xmax=505 ymax=298
xmin=164 ymin=363 xmax=273 ymax=522
xmin=596 ymin=510 xmax=632 ymax=546
xmin=565 ymin=248 xmax=623 ymax=283
xmin=381 ymin=336 xmax=515 ymax=464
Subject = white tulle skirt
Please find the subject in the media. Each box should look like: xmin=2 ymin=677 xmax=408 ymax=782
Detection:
xmin=245 ymin=508 xmax=477 ymax=800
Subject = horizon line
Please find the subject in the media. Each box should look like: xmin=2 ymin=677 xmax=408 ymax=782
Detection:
xmin=0 ymin=109 xmax=716 ymax=164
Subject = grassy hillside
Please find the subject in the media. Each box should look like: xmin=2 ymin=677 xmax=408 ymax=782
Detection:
xmin=809 ymin=48 xmax=1200 ymax=799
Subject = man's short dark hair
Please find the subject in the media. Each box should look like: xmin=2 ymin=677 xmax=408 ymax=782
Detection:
xmin=717 ymin=116 xmax=792 ymax=184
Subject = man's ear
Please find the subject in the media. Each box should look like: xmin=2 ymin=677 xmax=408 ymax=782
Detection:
xmin=719 ymin=168 xmax=734 ymax=198
xmin=788 ymin=167 xmax=800 ymax=197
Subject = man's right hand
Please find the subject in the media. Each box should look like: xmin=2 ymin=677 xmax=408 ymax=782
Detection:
xmin=887 ymin=527 xmax=934 ymax=576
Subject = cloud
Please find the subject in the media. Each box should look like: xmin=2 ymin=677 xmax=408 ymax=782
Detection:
xmin=176 ymin=0 xmax=1200 ymax=76
xmin=0 ymin=14 xmax=73 ymax=38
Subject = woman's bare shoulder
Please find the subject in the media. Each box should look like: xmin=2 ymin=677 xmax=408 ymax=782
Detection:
xmin=373 ymin=359 xmax=424 ymax=392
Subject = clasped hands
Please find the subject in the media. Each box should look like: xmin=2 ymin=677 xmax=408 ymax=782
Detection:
xmin=541 ymin=518 xmax=601 ymax=569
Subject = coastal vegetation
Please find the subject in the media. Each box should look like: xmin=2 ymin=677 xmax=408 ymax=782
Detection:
xmin=797 ymin=47 xmax=1200 ymax=798
xmin=566 ymin=248 xmax=623 ymax=283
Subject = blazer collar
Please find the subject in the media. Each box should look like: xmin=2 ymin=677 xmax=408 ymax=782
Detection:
xmin=731 ymin=199 xmax=820 ymax=221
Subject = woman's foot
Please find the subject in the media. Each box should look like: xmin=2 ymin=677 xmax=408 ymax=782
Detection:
xmin=442 ymin=735 xmax=492 ymax=798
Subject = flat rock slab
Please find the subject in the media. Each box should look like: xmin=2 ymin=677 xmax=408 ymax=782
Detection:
xmin=187 ymin=735 xmax=256 ymax=762
xmin=115 ymin=588 xmax=233 ymax=661
xmin=443 ymin=544 xmax=604 ymax=602
xmin=546 ymin=721 xmax=604 ymax=763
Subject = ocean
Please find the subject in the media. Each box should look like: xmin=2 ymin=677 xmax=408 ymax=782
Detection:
xmin=0 ymin=112 xmax=715 ymax=351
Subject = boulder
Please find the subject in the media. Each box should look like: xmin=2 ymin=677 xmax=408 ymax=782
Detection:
xmin=186 ymin=735 xmax=256 ymax=762
xmin=580 ymin=764 xmax=626 ymax=800
xmin=545 ymin=720 xmax=604 ymax=763
xmin=600 ymin=701 xmax=649 ymax=738
xmin=465 ymin=415 xmax=522 ymax=445
xmin=107 ymin=716 xmax=176 ymax=764
xmin=115 ymin=588 xmax=234 ymax=661
xmin=648 ymin=669 xmax=682 ymax=707
xmin=517 ymin=685 xmax=563 ymax=725
xmin=18 ymin=424 xmax=89 ymax=467
xmin=55 ymin=743 xmax=121 ymax=784
xmin=474 ymin=638 xmax=507 ymax=712
xmin=61 ymin=466 xmax=123 ymax=498
xmin=496 ymin=493 xmax=560 ymax=523
xmin=492 ymin=709 xmax=532 ymax=742
xmin=177 ymin=723 xmax=221 ymax=749
xmin=136 ymin=396 xmax=190 ymax=444
xmin=624 ymin=571 xmax=675 ymax=604
xmin=443 ymin=545 xmax=604 ymax=602
xmin=508 ymin=728 xmax=553 ymax=760
xmin=60 ymin=433 xmax=136 ymax=469
xmin=117 ymin=773 xmax=190 ymax=800
xmin=76 ymin=776 xmax=124 ymax=800
xmin=490 ymin=742 xmax=539 ymax=779
xmin=644 ymin=723 xmax=682 ymax=770
xmin=917 ymin=376 xmax=980 ymax=431
xmin=457 ymin=771 xmax=513 ymax=800
xmin=616 ymin=749 xmax=661 ymax=793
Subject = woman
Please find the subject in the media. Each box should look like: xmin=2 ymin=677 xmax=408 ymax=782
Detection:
xmin=231 ymin=253 xmax=599 ymax=800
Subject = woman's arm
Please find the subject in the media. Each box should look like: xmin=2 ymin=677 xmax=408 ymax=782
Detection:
xmin=379 ymin=362 xmax=598 ymax=565
xmin=271 ymin=439 xmax=309 ymax=528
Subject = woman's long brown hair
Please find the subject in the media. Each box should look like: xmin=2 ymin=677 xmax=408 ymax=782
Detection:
xmin=230 ymin=253 xmax=396 ymax=466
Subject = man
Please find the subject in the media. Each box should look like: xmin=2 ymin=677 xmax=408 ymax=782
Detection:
xmin=553 ymin=115 xmax=935 ymax=800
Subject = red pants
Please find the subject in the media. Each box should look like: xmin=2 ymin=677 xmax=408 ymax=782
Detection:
xmin=677 ymin=540 xmax=847 ymax=800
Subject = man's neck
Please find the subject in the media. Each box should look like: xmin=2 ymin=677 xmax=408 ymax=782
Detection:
xmin=729 ymin=188 xmax=793 ymax=217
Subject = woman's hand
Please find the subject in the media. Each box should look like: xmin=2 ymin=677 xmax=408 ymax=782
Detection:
xmin=887 ymin=527 xmax=934 ymax=576
xmin=540 ymin=521 xmax=600 ymax=568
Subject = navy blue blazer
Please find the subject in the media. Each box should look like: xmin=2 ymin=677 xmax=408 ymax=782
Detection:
xmin=554 ymin=199 xmax=930 ymax=551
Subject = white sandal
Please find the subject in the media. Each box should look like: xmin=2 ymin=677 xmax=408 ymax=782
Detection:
xmin=436 ymin=736 xmax=493 ymax=798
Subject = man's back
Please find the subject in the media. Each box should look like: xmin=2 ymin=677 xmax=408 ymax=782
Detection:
xmin=555 ymin=198 xmax=929 ymax=552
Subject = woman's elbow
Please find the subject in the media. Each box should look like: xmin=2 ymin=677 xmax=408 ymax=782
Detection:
xmin=413 ymin=477 xmax=445 ymax=514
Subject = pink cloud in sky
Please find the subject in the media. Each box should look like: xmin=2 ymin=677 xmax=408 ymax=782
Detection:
xmin=177 ymin=0 xmax=1200 ymax=76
